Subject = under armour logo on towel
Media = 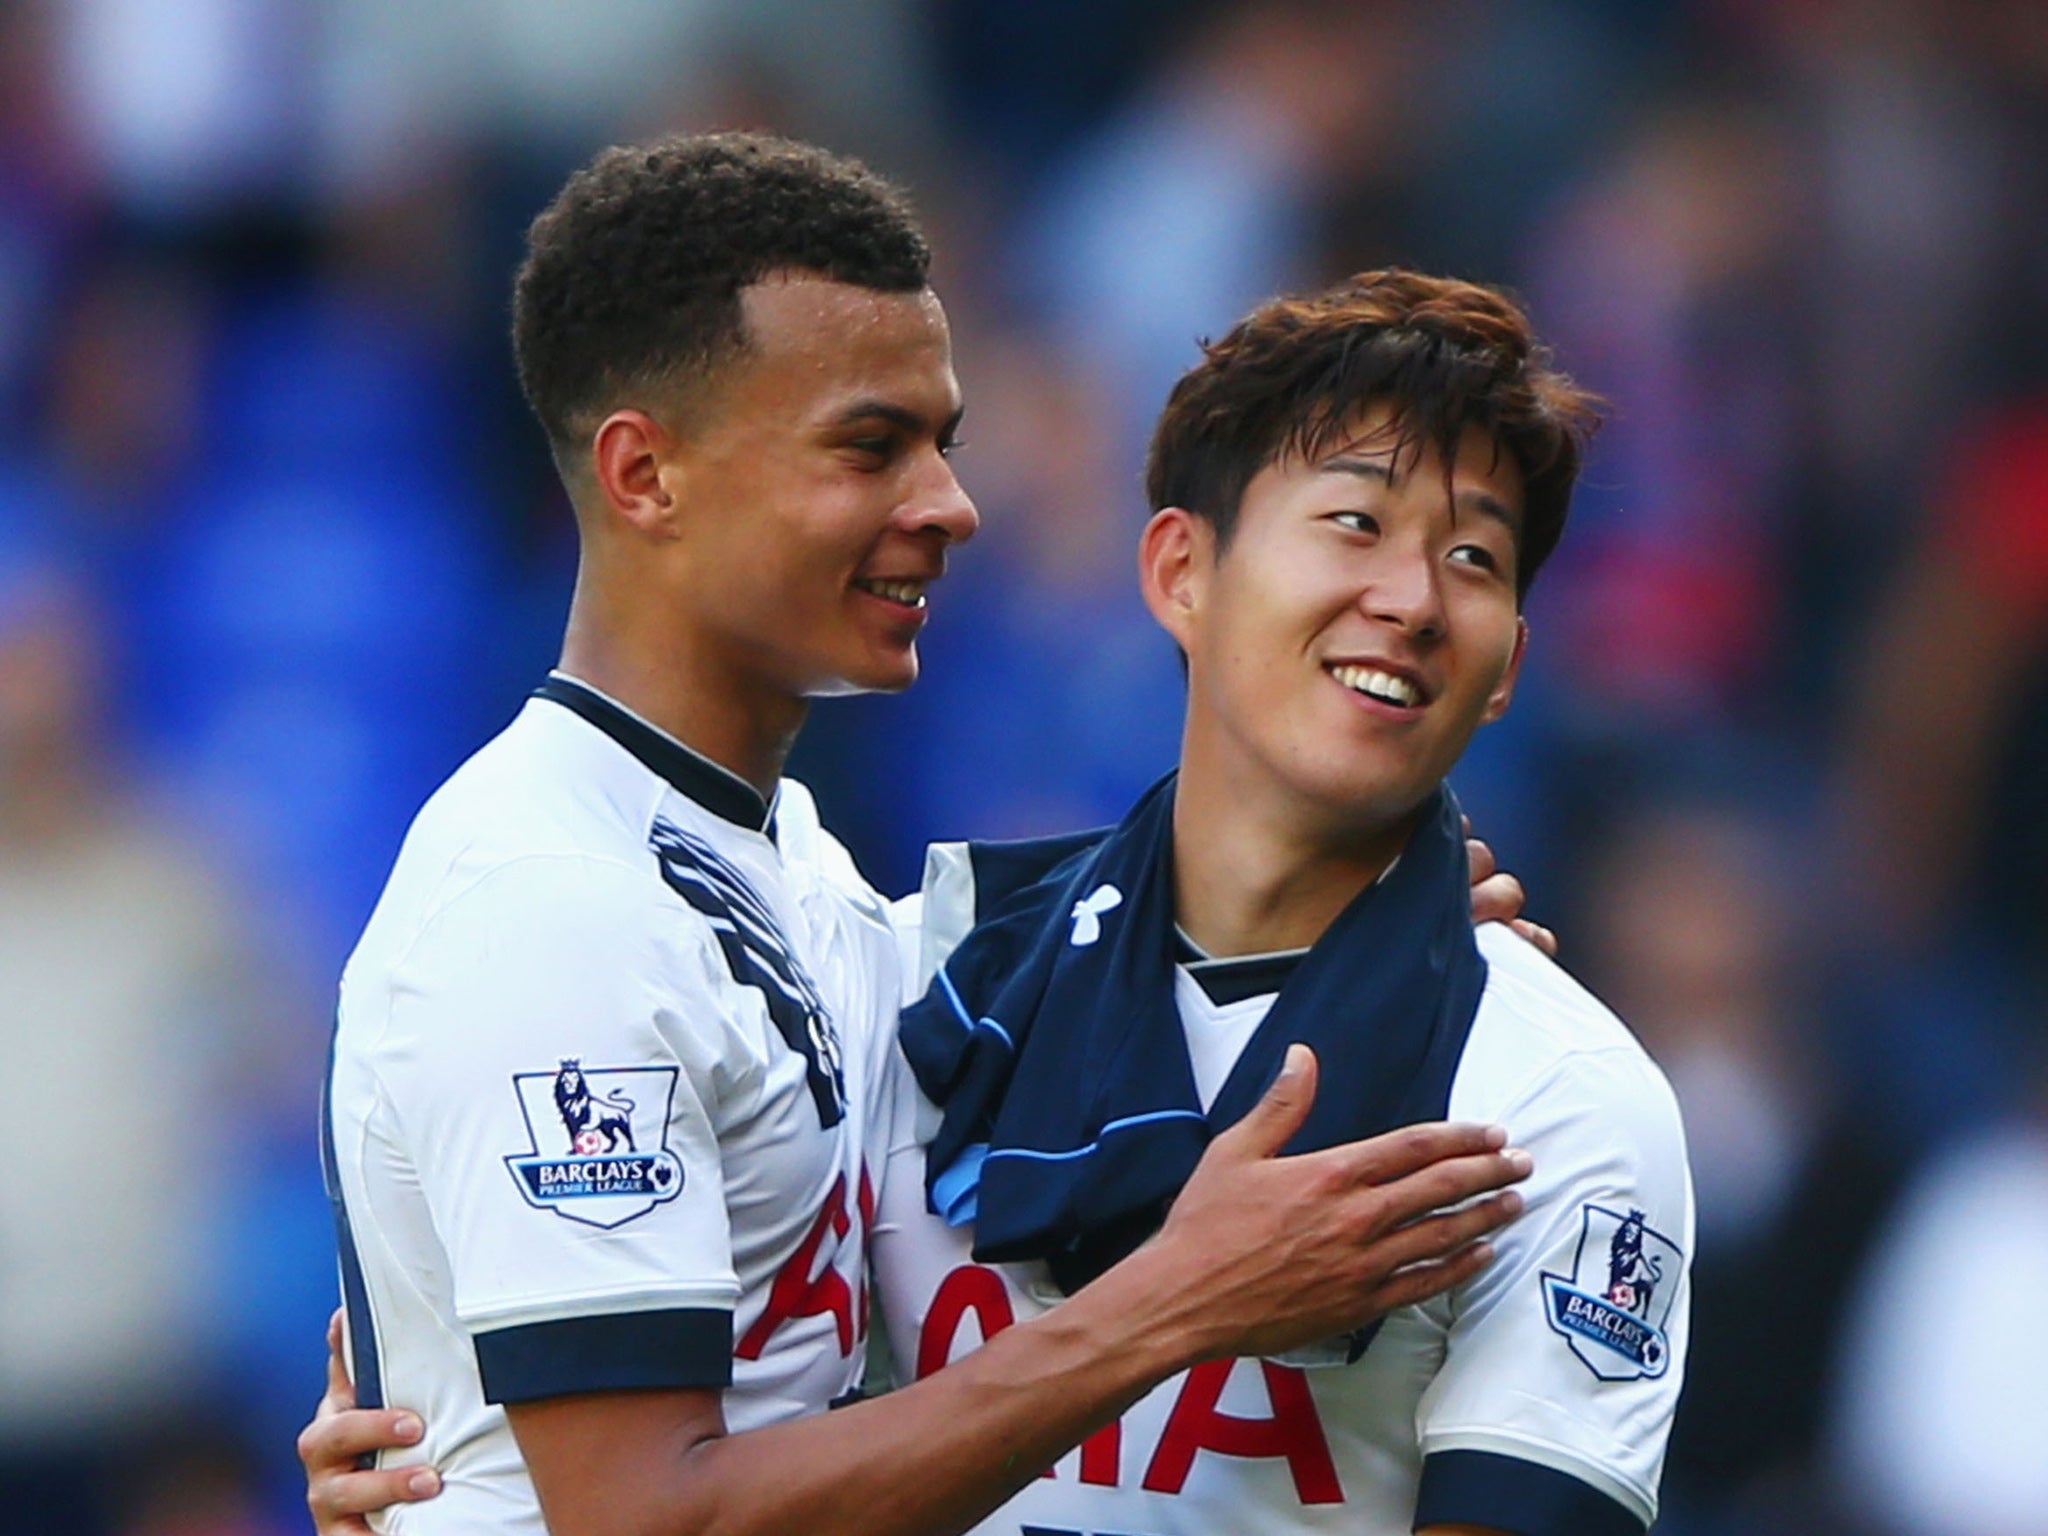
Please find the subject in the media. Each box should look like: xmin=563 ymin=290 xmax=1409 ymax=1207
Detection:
xmin=1069 ymin=884 xmax=1124 ymax=946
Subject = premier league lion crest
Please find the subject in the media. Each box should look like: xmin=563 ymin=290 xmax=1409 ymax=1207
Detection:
xmin=1540 ymin=1204 xmax=1683 ymax=1381
xmin=504 ymin=1061 xmax=685 ymax=1229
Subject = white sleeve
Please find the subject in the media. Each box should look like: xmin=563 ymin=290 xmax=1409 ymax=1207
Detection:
xmin=374 ymin=854 xmax=746 ymax=1401
xmin=1415 ymin=1046 xmax=1694 ymax=1536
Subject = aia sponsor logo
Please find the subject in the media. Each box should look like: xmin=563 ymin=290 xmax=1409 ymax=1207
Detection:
xmin=917 ymin=1264 xmax=1344 ymax=1506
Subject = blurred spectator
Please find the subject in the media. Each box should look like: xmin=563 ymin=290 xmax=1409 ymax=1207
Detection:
xmin=0 ymin=553 xmax=279 ymax=1536
xmin=1830 ymin=1074 xmax=2048 ymax=1536
xmin=44 ymin=253 xmax=211 ymax=530
xmin=1835 ymin=397 xmax=2048 ymax=976
xmin=1769 ymin=0 xmax=2005 ymax=531
xmin=0 ymin=1 xmax=90 ymax=444
xmin=1524 ymin=88 xmax=1802 ymax=734
xmin=54 ymin=0 xmax=316 ymax=221
xmin=927 ymin=0 xmax=1199 ymax=184
xmin=1579 ymin=799 xmax=1902 ymax=1536
xmin=1831 ymin=396 xmax=2048 ymax=1138
xmin=1013 ymin=0 xmax=1432 ymax=480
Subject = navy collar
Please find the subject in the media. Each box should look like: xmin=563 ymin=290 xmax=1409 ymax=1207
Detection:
xmin=1178 ymin=942 xmax=1306 ymax=1007
xmin=533 ymin=673 xmax=775 ymax=834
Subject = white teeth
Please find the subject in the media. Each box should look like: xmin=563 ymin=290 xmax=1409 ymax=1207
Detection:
xmin=1331 ymin=664 xmax=1420 ymax=707
xmin=858 ymin=579 xmax=927 ymax=607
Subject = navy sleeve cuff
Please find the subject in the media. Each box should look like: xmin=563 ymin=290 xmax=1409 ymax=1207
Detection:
xmin=474 ymin=1308 xmax=732 ymax=1404
xmin=1415 ymin=1449 xmax=1644 ymax=1536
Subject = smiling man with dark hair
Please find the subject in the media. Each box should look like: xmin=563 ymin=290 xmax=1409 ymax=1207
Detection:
xmin=877 ymin=271 xmax=1690 ymax=1536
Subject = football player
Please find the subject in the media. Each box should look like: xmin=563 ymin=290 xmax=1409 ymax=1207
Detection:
xmin=877 ymin=271 xmax=1691 ymax=1535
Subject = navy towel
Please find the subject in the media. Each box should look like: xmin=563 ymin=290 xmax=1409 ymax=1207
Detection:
xmin=898 ymin=773 xmax=1487 ymax=1295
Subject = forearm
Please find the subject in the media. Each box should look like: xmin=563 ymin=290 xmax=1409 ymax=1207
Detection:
xmin=499 ymin=1081 xmax=1529 ymax=1536
xmin=705 ymin=1255 xmax=1196 ymax=1536
xmin=529 ymin=1246 xmax=1203 ymax=1536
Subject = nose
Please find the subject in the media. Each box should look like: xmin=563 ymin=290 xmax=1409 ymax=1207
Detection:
xmin=1363 ymin=540 xmax=1445 ymax=640
xmin=900 ymin=453 xmax=980 ymax=545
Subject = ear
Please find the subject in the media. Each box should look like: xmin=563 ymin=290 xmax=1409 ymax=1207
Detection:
xmin=1480 ymin=616 xmax=1529 ymax=725
xmin=590 ymin=409 xmax=682 ymax=537
xmin=1138 ymin=508 xmax=1212 ymax=651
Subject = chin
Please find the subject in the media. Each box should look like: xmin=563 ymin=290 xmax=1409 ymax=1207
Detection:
xmin=802 ymin=649 xmax=919 ymax=699
xmin=1288 ymin=754 xmax=1435 ymax=829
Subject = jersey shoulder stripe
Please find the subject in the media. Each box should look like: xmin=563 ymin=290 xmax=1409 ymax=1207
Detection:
xmin=650 ymin=816 xmax=847 ymax=1127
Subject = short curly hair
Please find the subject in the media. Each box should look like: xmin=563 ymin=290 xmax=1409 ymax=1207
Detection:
xmin=513 ymin=131 xmax=931 ymax=457
xmin=1146 ymin=270 xmax=1600 ymax=599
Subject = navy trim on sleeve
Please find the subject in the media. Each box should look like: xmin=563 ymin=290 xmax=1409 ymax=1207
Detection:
xmin=474 ymin=1309 xmax=733 ymax=1404
xmin=1415 ymin=1449 xmax=1643 ymax=1536
xmin=321 ymin=1026 xmax=383 ymax=1411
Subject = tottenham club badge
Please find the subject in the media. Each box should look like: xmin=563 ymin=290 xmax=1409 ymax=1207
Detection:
xmin=1540 ymin=1204 xmax=1683 ymax=1381
xmin=504 ymin=1060 xmax=685 ymax=1229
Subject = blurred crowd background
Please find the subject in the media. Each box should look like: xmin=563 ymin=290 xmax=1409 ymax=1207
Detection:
xmin=1 ymin=0 xmax=2044 ymax=1532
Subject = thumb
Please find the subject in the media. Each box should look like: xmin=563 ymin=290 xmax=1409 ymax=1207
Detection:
xmin=1213 ymin=1043 xmax=1317 ymax=1161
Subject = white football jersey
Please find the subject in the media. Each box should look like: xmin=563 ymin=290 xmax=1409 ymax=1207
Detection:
xmin=325 ymin=675 xmax=900 ymax=1536
xmin=875 ymin=888 xmax=1694 ymax=1536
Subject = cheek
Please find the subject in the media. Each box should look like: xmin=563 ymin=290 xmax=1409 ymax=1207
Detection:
xmin=1212 ymin=558 xmax=1345 ymax=667
xmin=1462 ymin=615 xmax=1524 ymax=714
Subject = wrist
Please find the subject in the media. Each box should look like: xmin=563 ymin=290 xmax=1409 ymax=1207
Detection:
xmin=1057 ymin=1236 xmax=1218 ymax=1379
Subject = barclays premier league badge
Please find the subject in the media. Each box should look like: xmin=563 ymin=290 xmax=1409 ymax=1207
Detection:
xmin=1540 ymin=1204 xmax=1683 ymax=1381
xmin=504 ymin=1060 xmax=685 ymax=1229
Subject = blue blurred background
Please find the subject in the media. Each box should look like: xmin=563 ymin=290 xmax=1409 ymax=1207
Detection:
xmin=1 ymin=1 xmax=2044 ymax=1532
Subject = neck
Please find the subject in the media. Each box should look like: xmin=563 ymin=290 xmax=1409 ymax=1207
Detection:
xmin=558 ymin=565 xmax=805 ymax=801
xmin=1170 ymin=735 xmax=1417 ymax=960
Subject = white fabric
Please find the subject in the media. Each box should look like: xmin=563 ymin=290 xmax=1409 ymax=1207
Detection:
xmin=874 ymin=909 xmax=1694 ymax=1535
xmin=329 ymin=694 xmax=900 ymax=1536
xmin=1175 ymin=967 xmax=1271 ymax=1112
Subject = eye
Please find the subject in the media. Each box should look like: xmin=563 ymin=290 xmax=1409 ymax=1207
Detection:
xmin=843 ymin=434 xmax=900 ymax=467
xmin=1448 ymin=543 xmax=1509 ymax=577
xmin=1330 ymin=510 xmax=1380 ymax=536
xmin=938 ymin=436 xmax=967 ymax=460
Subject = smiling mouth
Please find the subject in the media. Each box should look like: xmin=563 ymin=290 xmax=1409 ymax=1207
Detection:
xmin=852 ymin=577 xmax=929 ymax=609
xmin=1329 ymin=663 xmax=1426 ymax=709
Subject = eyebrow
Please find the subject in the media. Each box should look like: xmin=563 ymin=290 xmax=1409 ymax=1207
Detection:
xmin=1319 ymin=455 xmax=1521 ymax=532
xmin=830 ymin=398 xmax=967 ymax=441
xmin=1457 ymin=489 xmax=1521 ymax=532
xmin=1320 ymin=455 xmax=1395 ymax=485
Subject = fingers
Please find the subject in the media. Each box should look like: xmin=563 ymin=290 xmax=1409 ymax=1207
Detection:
xmin=1375 ymin=1147 xmax=1533 ymax=1224
xmin=302 ymin=1308 xmax=443 ymax=1536
xmin=1469 ymin=869 xmax=1527 ymax=928
xmin=1364 ymin=1240 xmax=1498 ymax=1314
xmin=1512 ymin=918 xmax=1559 ymax=957
xmin=1210 ymin=1043 xmax=1318 ymax=1161
xmin=325 ymin=1310 xmax=356 ymax=1406
xmin=1331 ymin=1119 xmax=1509 ymax=1185
xmin=308 ymin=1464 xmax=443 ymax=1530
xmin=1370 ymin=1187 xmax=1525 ymax=1272
xmin=1465 ymin=835 xmax=1497 ymax=887
xmin=300 ymin=1406 xmax=426 ymax=1475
